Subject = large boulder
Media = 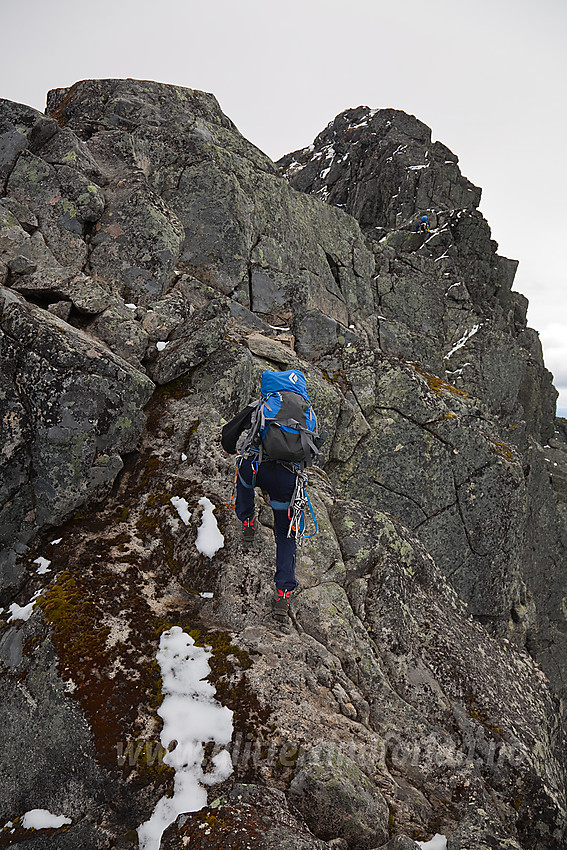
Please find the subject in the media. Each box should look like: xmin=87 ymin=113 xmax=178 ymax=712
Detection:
xmin=0 ymin=288 xmax=154 ymax=599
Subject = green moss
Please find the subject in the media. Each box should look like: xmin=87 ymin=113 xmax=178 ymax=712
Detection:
xmin=138 ymin=454 xmax=162 ymax=490
xmin=38 ymin=572 xmax=118 ymax=763
xmin=146 ymin=492 xmax=174 ymax=509
xmin=136 ymin=513 xmax=160 ymax=535
xmin=157 ymin=375 xmax=193 ymax=401
xmin=114 ymin=506 xmax=130 ymax=523
xmin=183 ymin=419 xmax=200 ymax=453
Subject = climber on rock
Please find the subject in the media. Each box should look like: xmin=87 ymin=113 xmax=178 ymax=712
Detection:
xmin=415 ymin=214 xmax=430 ymax=233
xmin=222 ymin=369 xmax=322 ymax=623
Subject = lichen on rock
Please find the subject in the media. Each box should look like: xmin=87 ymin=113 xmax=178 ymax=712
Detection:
xmin=0 ymin=79 xmax=566 ymax=850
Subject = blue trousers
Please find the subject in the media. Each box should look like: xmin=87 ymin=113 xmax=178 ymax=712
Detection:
xmin=236 ymin=459 xmax=298 ymax=592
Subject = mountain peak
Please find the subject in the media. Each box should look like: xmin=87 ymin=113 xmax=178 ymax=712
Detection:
xmin=278 ymin=106 xmax=481 ymax=238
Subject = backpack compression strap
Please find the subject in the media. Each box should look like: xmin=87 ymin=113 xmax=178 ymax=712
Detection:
xmin=238 ymin=398 xmax=263 ymax=459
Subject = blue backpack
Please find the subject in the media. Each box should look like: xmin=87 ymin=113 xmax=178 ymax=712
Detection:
xmin=242 ymin=370 xmax=319 ymax=468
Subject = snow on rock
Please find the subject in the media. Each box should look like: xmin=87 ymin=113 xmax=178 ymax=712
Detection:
xmin=21 ymin=809 xmax=72 ymax=830
xmin=137 ymin=626 xmax=233 ymax=850
xmin=8 ymin=590 xmax=43 ymax=622
xmin=170 ymin=496 xmax=224 ymax=558
xmin=33 ymin=557 xmax=51 ymax=575
xmin=170 ymin=496 xmax=191 ymax=526
xmin=445 ymin=323 xmax=483 ymax=359
xmin=195 ymin=497 xmax=224 ymax=559
xmin=156 ymin=341 xmax=169 ymax=352
xmin=417 ymin=835 xmax=447 ymax=850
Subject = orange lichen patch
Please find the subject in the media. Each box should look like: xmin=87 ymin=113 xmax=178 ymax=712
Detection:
xmin=104 ymin=222 xmax=126 ymax=238
xmin=47 ymin=83 xmax=80 ymax=127
xmin=412 ymin=364 xmax=469 ymax=398
xmin=489 ymin=440 xmax=516 ymax=461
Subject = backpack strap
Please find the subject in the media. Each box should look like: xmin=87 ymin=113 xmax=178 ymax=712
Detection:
xmin=300 ymin=427 xmax=320 ymax=468
xmin=238 ymin=398 xmax=263 ymax=458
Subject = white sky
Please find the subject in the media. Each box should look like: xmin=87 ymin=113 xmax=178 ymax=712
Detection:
xmin=3 ymin=0 xmax=566 ymax=414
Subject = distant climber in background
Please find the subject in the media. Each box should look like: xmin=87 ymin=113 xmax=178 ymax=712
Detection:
xmin=416 ymin=214 xmax=430 ymax=233
xmin=222 ymin=369 xmax=321 ymax=623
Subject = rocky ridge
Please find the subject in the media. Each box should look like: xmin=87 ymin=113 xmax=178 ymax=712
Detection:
xmin=0 ymin=80 xmax=566 ymax=850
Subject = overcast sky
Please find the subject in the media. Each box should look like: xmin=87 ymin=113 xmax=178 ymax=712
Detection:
xmin=3 ymin=0 xmax=566 ymax=415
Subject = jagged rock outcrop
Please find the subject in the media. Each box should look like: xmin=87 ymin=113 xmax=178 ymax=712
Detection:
xmin=1 ymin=80 xmax=567 ymax=850
xmin=278 ymin=105 xmax=567 ymax=711
xmin=0 ymin=286 xmax=153 ymax=600
xmin=278 ymin=106 xmax=482 ymax=238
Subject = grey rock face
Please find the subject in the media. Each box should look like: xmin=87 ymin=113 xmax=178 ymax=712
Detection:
xmin=0 ymin=99 xmax=58 ymax=186
xmin=278 ymin=106 xmax=566 ymax=712
xmin=0 ymin=288 xmax=154 ymax=598
xmin=0 ymin=616 xmax=107 ymax=835
xmin=1 ymin=80 xmax=567 ymax=850
xmin=164 ymin=784 xmax=332 ymax=849
xmin=375 ymin=838 xmax=420 ymax=850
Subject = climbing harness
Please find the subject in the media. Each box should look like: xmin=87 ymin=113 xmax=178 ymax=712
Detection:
xmin=287 ymin=471 xmax=318 ymax=546
xmin=227 ymin=453 xmax=259 ymax=511
xmin=228 ymin=456 xmax=318 ymax=546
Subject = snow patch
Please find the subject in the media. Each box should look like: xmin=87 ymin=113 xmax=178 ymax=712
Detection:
xmin=8 ymin=590 xmax=43 ymax=622
xmin=349 ymin=118 xmax=369 ymax=130
xmin=417 ymin=835 xmax=447 ymax=850
xmin=156 ymin=341 xmax=169 ymax=352
xmin=137 ymin=627 xmax=233 ymax=850
xmin=33 ymin=557 xmax=51 ymax=575
xmin=22 ymin=809 xmax=72 ymax=830
xmin=170 ymin=496 xmax=191 ymax=526
xmin=445 ymin=323 xmax=483 ymax=359
xmin=284 ymin=159 xmax=304 ymax=177
xmin=386 ymin=144 xmax=407 ymax=162
xmin=195 ymin=497 xmax=224 ymax=559
xmin=445 ymin=282 xmax=463 ymax=294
